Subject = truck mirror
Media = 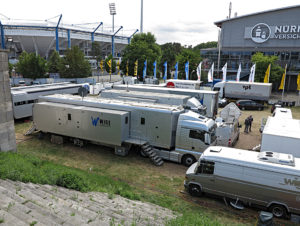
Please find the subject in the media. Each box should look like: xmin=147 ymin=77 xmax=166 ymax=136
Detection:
xmin=205 ymin=133 xmax=211 ymax=145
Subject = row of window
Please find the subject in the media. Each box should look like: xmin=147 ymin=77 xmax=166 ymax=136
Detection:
xmin=14 ymin=99 xmax=37 ymax=106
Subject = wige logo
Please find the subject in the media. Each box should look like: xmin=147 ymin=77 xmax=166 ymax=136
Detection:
xmin=251 ymin=23 xmax=271 ymax=43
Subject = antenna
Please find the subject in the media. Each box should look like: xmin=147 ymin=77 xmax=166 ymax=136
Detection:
xmin=229 ymin=2 xmax=232 ymax=19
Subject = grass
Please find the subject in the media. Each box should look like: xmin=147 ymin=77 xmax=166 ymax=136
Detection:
xmin=8 ymin=123 xmax=259 ymax=225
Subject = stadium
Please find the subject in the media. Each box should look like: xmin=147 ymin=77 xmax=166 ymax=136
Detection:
xmin=0 ymin=15 xmax=138 ymax=61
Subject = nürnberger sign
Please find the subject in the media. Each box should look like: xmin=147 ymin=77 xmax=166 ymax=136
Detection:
xmin=245 ymin=23 xmax=300 ymax=43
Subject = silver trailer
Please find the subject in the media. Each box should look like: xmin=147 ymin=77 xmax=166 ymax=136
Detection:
xmin=34 ymin=94 xmax=217 ymax=166
xmin=215 ymin=103 xmax=241 ymax=147
xmin=99 ymin=89 xmax=206 ymax=115
xmin=165 ymin=79 xmax=201 ymax=90
xmin=184 ymin=146 xmax=300 ymax=218
xmin=261 ymin=116 xmax=300 ymax=158
xmin=214 ymin=81 xmax=272 ymax=102
xmin=11 ymin=82 xmax=88 ymax=119
xmin=112 ymin=84 xmax=219 ymax=118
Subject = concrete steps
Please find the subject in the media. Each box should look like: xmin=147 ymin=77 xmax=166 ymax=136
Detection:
xmin=0 ymin=179 xmax=175 ymax=225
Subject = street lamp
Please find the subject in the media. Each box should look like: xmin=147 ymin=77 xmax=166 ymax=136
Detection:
xmin=109 ymin=3 xmax=116 ymax=32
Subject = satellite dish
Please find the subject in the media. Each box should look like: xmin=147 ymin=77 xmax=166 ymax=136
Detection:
xmin=78 ymin=87 xmax=88 ymax=98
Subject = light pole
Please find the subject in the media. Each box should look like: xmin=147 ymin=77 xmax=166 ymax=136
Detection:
xmin=109 ymin=3 xmax=116 ymax=32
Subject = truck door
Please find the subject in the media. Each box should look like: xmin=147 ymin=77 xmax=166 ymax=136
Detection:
xmin=188 ymin=129 xmax=207 ymax=152
xmin=196 ymin=160 xmax=215 ymax=192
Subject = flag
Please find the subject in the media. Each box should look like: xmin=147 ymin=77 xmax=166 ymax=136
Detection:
xmin=143 ymin=59 xmax=147 ymax=79
xmin=236 ymin=63 xmax=241 ymax=82
xmin=185 ymin=61 xmax=189 ymax=80
xmin=126 ymin=60 xmax=129 ymax=76
xmin=279 ymin=65 xmax=287 ymax=90
xmin=107 ymin=59 xmax=112 ymax=74
xmin=222 ymin=63 xmax=227 ymax=81
xmin=134 ymin=59 xmax=138 ymax=76
xmin=196 ymin=62 xmax=202 ymax=81
xmin=208 ymin=63 xmax=214 ymax=82
xmin=174 ymin=62 xmax=178 ymax=79
xmin=297 ymin=73 xmax=300 ymax=91
xmin=264 ymin=64 xmax=271 ymax=83
xmin=163 ymin=61 xmax=167 ymax=80
xmin=248 ymin=64 xmax=256 ymax=82
xmin=117 ymin=60 xmax=120 ymax=75
xmin=153 ymin=61 xmax=157 ymax=79
xmin=100 ymin=60 xmax=104 ymax=73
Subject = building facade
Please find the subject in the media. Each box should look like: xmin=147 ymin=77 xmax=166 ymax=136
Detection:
xmin=201 ymin=5 xmax=300 ymax=91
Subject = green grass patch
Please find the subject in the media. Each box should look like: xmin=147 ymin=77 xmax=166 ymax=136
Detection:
xmin=0 ymin=152 xmax=139 ymax=199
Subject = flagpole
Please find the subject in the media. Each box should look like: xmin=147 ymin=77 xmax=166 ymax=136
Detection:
xmin=268 ymin=64 xmax=271 ymax=83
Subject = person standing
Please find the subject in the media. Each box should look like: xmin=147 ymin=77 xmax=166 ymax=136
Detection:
xmin=244 ymin=117 xmax=249 ymax=133
xmin=248 ymin=115 xmax=253 ymax=132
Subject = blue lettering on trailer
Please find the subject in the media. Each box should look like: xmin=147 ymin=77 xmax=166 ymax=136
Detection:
xmin=91 ymin=116 xmax=99 ymax=126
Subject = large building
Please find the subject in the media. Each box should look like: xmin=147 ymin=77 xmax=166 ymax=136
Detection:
xmin=201 ymin=5 xmax=300 ymax=91
xmin=0 ymin=19 xmax=137 ymax=60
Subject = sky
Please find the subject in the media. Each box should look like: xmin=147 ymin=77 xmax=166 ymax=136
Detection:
xmin=0 ymin=0 xmax=299 ymax=46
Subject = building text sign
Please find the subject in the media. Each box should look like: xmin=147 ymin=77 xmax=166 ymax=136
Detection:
xmin=245 ymin=23 xmax=300 ymax=43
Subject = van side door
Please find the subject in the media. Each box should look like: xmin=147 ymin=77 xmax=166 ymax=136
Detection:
xmin=196 ymin=160 xmax=215 ymax=192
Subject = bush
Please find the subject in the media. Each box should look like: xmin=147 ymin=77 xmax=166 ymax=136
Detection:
xmin=56 ymin=172 xmax=89 ymax=192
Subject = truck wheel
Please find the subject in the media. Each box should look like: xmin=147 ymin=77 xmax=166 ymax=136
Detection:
xmin=269 ymin=204 xmax=287 ymax=218
xmin=188 ymin=184 xmax=202 ymax=197
xmin=242 ymin=107 xmax=245 ymax=110
xmin=182 ymin=155 xmax=196 ymax=167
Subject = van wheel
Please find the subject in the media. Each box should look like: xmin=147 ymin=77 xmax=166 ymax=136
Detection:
xmin=269 ymin=204 xmax=287 ymax=218
xmin=182 ymin=155 xmax=196 ymax=167
xmin=188 ymin=184 xmax=202 ymax=197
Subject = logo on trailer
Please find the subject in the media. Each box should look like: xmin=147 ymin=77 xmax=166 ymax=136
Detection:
xmin=91 ymin=116 xmax=111 ymax=127
xmin=251 ymin=23 xmax=271 ymax=43
xmin=166 ymin=82 xmax=175 ymax=88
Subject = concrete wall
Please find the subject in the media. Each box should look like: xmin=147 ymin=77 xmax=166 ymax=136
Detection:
xmin=0 ymin=50 xmax=16 ymax=152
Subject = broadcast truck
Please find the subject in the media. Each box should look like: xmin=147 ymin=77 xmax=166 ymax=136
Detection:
xmin=99 ymin=89 xmax=207 ymax=115
xmin=112 ymin=84 xmax=219 ymax=118
xmin=33 ymin=94 xmax=217 ymax=166
xmin=185 ymin=146 xmax=300 ymax=218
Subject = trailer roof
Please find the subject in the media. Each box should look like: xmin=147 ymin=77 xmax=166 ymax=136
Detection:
xmin=166 ymin=79 xmax=202 ymax=84
xmin=40 ymin=94 xmax=185 ymax=112
xmin=263 ymin=117 xmax=300 ymax=139
xmin=11 ymin=83 xmax=84 ymax=95
xmin=202 ymin=146 xmax=300 ymax=174
xmin=113 ymin=85 xmax=218 ymax=95
xmin=101 ymin=89 xmax=191 ymax=100
xmin=226 ymin=81 xmax=272 ymax=86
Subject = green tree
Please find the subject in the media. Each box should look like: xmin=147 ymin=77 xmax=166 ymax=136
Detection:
xmin=8 ymin=62 xmax=13 ymax=77
xmin=251 ymin=52 xmax=284 ymax=87
xmin=193 ymin=41 xmax=218 ymax=53
xmin=176 ymin=48 xmax=202 ymax=80
xmin=16 ymin=51 xmax=47 ymax=79
xmin=48 ymin=51 xmax=61 ymax=73
xmin=104 ymin=54 xmax=116 ymax=74
xmin=160 ymin=42 xmax=182 ymax=78
xmin=120 ymin=32 xmax=161 ymax=80
xmin=59 ymin=46 xmax=91 ymax=78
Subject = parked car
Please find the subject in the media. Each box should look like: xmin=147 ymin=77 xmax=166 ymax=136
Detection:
xmin=236 ymin=100 xmax=264 ymax=111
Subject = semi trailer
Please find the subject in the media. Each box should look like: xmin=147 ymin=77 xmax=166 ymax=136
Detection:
xmin=213 ymin=81 xmax=272 ymax=102
xmin=33 ymin=94 xmax=217 ymax=166
xmin=99 ymin=89 xmax=206 ymax=115
xmin=112 ymin=84 xmax=219 ymax=118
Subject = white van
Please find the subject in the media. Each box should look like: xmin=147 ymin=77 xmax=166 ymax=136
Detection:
xmin=184 ymin=146 xmax=300 ymax=218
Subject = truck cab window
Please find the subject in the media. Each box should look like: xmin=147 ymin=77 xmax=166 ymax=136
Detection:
xmin=189 ymin=130 xmax=205 ymax=142
xmin=199 ymin=160 xmax=215 ymax=174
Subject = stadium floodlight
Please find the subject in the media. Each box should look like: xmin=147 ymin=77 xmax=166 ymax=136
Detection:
xmin=109 ymin=3 xmax=116 ymax=32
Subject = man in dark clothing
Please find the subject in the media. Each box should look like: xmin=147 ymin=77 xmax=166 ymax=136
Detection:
xmin=244 ymin=117 xmax=249 ymax=133
xmin=248 ymin=115 xmax=253 ymax=132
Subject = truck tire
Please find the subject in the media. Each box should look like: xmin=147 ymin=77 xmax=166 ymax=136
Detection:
xmin=269 ymin=204 xmax=288 ymax=218
xmin=188 ymin=184 xmax=202 ymax=197
xmin=182 ymin=155 xmax=196 ymax=167
xmin=242 ymin=107 xmax=245 ymax=110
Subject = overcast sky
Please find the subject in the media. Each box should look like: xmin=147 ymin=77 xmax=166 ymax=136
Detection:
xmin=1 ymin=0 xmax=299 ymax=46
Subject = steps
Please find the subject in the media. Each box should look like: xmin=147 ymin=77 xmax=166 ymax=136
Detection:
xmin=141 ymin=143 xmax=164 ymax=166
xmin=24 ymin=124 xmax=36 ymax=136
xmin=0 ymin=179 xmax=175 ymax=225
